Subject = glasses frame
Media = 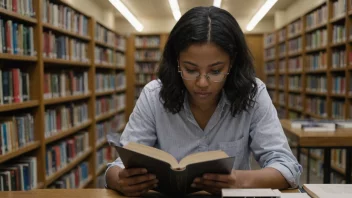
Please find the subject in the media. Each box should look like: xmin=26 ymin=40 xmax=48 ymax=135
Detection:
xmin=178 ymin=65 xmax=230 ymax=83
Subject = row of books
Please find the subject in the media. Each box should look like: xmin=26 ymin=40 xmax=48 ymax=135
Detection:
xmin=95 ymin=94 xmax=125 ymax=116
xmin=306 ymin=4 xmax=327 ymax=30
xmin=43 ymin=31 xmax=89 ymax=61
xmin=136 ymin=73 xmax=156 ymax=85
xmin=332 ymin=76 xmax=346 ymax=94
xmin=288 ymin=75 xmax=301 ymax=90
xmin=135 ymin=50 xmax=161 ymax=61
xmin=306 ymin=29 xmax=327 ymax=50
xmin=332 ymin=100 xmax=345 ymax=119
xmin=306 ymin=97 xmax=327 ymax=117
xmin=42 ymin=0 xmax=89 ymax=37
xmin=306 ymin=75 xmax=327 ymax=93
xmin=96 ymin=146 xmax=114 ymax=172
xmin=288 ymin=37 xmax=302 ymax=54
xmin=279 ymin=60 xmax=286 ymax=72
xmin=332 ymin=49 xmax=346 ymax=68
xmin=43 ymin=71 xmax=89 ymax=99
xmin=0 ymin=68 xmax=30 ymax=104
xmin=135 ymin=36 xmax=160 ymax=48
xmin=278 ymin=76 xmax=285 ymax=88
xmin=278 ymin=92 xmax=285 ymax=105
xmin=0 ymin=19 xmax=35 ymax=56
xmin=94 ymin=47 xmax=125 ymax=67
xmin=135 ymin=62 xmax=157 ymax=73
xmin=331 ymin=0 xmax=346 ymax=19
xmin=332 ymin=24 xmax=346 ymax=44
xmin=278 ymin=28 xmax=286 ymax=43
xmin=48 ymin=161 xmax=89 ymax=189
xmin=95 ymin=73 xmax=126 ymax=93
xmin=0 ymin=0 xmax=35 ymax=18
xmin=0 ymin=113 xmax=34 ymax=155
xmin=0 ymin=156 xmax=37 ymax=191
xmin=96 ymin=119 xmax=113 ymax=142
xmin=266 ymin=76 xmax=275 ymax=88
xmin=288 ymin=19 xmax=302 ymax=38
xmin=278 ymin=43 xmax=286 ymax=57
xmin=264 ymin=47 xmax=275 ymax=60
xmin=288 ymin=93 xmax=303 ymax=110
xmin=95 ymin=24 xmax=126 ymax=51
xmin=264 ymin=61 xmax=275 ymax=74
xmin=306 ymin=52 xmax=327 ymax=71
xmin=288 ymin=56 xmax=302 ymax=72
xmin=44 ymin=103 xmax=88 ymax=138
xmin=45 ymin=132 xmax=89 ymax=176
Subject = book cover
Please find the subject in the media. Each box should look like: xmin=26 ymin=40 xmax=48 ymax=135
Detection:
xmin=115 ymin=142 xmax=235 ymax=196
xmin=303 ymin=184 xmax=352 ymax=198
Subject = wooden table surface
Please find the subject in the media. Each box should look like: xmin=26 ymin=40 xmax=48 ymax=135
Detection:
xmin=0 ymin=189 xmax=300 ymax=197
xmin=280 ymin=119 xmax=352 ymax=147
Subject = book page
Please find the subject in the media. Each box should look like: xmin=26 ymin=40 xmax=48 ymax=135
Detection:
xmin=124 ymin=142 xmax=179 ymax=169
xmin=304 ymin=184 xmax=352 ymax=197
xmin=179 ymin=150 xmax=228 ymax=169
xmin=222 ymin=188 xmax=280 ymax=197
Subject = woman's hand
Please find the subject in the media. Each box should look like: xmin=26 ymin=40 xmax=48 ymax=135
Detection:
xmin=191 ymin=170 xmax=238 ymax=195
xmin=112 ymin=167 xmax=158 ymax=197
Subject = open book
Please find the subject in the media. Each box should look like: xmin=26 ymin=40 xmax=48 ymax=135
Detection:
xmin=303 ymin=184 xmax=352 ymax=198
xmin=115 ymin=142 xmax=235 ymax=195
xmin=222 ymin=189 xmax=311 ymax=198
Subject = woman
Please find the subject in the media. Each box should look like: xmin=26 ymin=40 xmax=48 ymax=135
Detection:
xmin=106 ymin=6 xmax=302 ymax=196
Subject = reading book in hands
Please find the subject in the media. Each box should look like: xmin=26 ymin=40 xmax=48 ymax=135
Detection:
xmin=115 ymin=142 xmax=235 ymax=195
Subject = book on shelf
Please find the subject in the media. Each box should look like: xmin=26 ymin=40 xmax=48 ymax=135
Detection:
xmin=0 ymin=156 xmax=37 ymax=191
xmin=0 ymin=68 xmax=30 ymax=104
xmin=115 ymin=142 xmax=235 ymax=195
xmin=303 ymin=184 xmax=352 ymax=198
xmin=0 ymin=113 xmax=34 ymax=155
xmin=48 ymin=161 xmax=89 ymax=189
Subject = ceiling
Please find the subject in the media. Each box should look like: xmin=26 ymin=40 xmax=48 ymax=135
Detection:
xmin=95 ymin=0 xmax=295 ymax=21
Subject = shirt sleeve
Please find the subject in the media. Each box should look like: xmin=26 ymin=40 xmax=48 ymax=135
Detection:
xmin=105 ymin=85 xmax=158 ymax=187
xmin=249 ymin=82 xmax=303 ymax=188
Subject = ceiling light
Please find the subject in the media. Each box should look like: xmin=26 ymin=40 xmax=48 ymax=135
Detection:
xmin=168 ymin=0 xmax=181 ymax=21
xmin=246 ymin=0 xmax=277 ymax=31
xmin=213 ymin=0 xmax=222 ymax=8
xmin=109 ymin=0 xmax=144 ymax=32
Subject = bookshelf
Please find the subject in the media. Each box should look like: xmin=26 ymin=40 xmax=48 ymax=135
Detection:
xmin=264 ymin=0 xmax=351 ymax=183
xmin=125 ymin=33 xmax=168 ymax=116
xmin=0 ymin=0 xmax=126 ymax=191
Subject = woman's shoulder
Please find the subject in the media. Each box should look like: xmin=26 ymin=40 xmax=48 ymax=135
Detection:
xmin=254 ymin=77 xmax=266 ymax=91
xmin=143 ymin=79 xmax=162 ymax=93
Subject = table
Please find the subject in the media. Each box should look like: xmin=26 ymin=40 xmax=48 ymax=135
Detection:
xmin=280 ymin=119 xmax=352 ymax=184
xmin=0 ymin=189 xmax=300 ymax=198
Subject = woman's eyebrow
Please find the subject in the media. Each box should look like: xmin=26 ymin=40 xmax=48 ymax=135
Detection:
xmin=182 ymin=61 xmax=225 ymax=67
xmin=182 ymin=61 xmax=198 ymax=66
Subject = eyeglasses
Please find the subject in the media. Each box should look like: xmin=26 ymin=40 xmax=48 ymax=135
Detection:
xmin=178 ymin=66 xmax=229 ymax=82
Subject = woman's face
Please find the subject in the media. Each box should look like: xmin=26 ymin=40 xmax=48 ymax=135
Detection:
xmin=178 ymin=42 xmax=231 ymax=106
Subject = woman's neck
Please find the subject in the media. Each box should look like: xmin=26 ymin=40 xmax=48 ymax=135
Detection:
xmin=188 ymin=94 xmax=220 ymax=112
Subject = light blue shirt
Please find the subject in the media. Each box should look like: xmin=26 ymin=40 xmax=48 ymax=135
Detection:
xmin=106 ymin=78 xmax=302 ymax=188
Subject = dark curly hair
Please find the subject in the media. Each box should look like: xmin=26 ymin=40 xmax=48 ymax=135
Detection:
xmin=157 ymin=6 xmax=258 ymax=116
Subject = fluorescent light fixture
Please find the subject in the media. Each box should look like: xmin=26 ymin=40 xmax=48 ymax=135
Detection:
xmin=213 ymin=0 xmax=222 ymax=8
xmin=168 ymin=0 xmax=181 ymax=21
xmin=109 ymin=0 xmax=144 ymax=32
xmin=246 ymin=0 xmax=277 ymax=31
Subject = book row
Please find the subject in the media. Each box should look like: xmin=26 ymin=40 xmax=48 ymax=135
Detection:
xmin=95 ymin=72 xmax=126 ymax=93
xmin=95 ymin=94 xmax=125 ymax=116
xmin=0 ymin=113 xmax=34 ymax=155
xmin=331 ymin=0 xmax=346 ymax=19
xmin=306 ymin=4 xmax=327 ymax=30
xmin=135 ymin=36 xmax=160 ymax=48
xmin=96 ymin=146 xmax=114 ymax=173
xmin=45 ymin=132 xmax=89 ymax=177
xmin=136 ymin=73 xmax=156 ymax=85
xmin=0 ymin=68 xmax=30 ymax=104
xmin=95 ymin=23 xmax=126 ymax=51
xmin=0 ymin=156 xmax=37 ymax=191
xmin=0 ymin=0 xmax=35 ymax=18
xmin=135 ymin=50 xmax=161 ymax=61
xmin=43 ymin=70 xmax=89 ymax=99
xmin=44 ymin=102 xmax=88 ymax=138
xmin=42 ymin=0 xmax=89 ymax=37
xmin=135 ymin=62 xmax=157 ymax=73
xmin=306 ymin=29 xmax=327 ymax=50
xmin=94 ymin=46 xmax=125 ymax=67
xmin=0 ymin=19 xmax=35 ymax=56
xmin=48 ymin=161 xmax=89 ymax=189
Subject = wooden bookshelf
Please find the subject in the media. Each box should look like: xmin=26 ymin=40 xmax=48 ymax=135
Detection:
xmin=0 ymin=0 xmax=128 ymax=190
xmin=95 ymin=164 xmax=107 ymax=176
xmin=0 ymin=141 xmax=41 ymax=163
xmin=0 ymin=8 xmax=37 ymax=24
xmin=96 ymin=139 xmax=107 ymax=150
xmin=0 ymin=100 xmax=39 ymax=112
xmin=45 ymin=148 xmax=92 ymax=186
xmin=264 ymin=0 xmax=352 ymax=183
xmin=44 ymin=120 xmax=92 ymax=144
